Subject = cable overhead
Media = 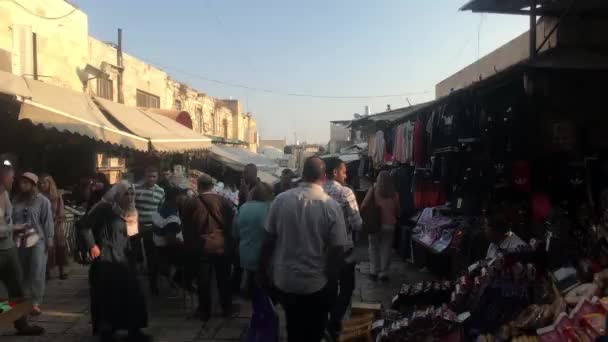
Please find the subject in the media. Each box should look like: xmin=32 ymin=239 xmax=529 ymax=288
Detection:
xmin=9 ymin=0 xmax=78 ymax=20
xmin=155 ymin=63 xmax=430 ymax=99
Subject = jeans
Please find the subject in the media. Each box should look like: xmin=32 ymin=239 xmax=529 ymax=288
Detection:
xmin=276 ymin=284 xmax=336 ymax=342
xmin=196 ymin=254 xmax=232 ymax=316
xmin=143 ymin=234 xmax=159 ymax=292
xmin=369 ymin=224 xmax=395 ymax=277
xmin=0 ymin=247 xmax=30 ymax=330
xmin=18 ymin=241 xmax=47 ymax=305
xmin=329 ymin=261 xmax=356 ymax=335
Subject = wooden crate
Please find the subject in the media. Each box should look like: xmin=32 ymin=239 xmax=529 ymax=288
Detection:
xmin=351 ymin=302 xmax=382 ymax=317
xmin=339 ymin=313 xmax=375 ymax=342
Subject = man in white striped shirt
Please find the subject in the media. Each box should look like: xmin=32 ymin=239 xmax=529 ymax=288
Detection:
xmin=323 ymin=157 xmax=362 ymax=340
xmin=135 ymin=167 xmax=165 ymax=295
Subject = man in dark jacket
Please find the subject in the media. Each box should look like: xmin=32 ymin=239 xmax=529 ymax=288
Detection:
xmin=181 ymin=174 xmax=235 ymax=321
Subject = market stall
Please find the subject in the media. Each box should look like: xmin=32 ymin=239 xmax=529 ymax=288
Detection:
xmin=351 ymin=54 xmax=608 ymax=340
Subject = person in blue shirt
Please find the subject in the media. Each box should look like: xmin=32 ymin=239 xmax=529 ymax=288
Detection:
xmin=233 ymin=182 xmax=273 ymax=298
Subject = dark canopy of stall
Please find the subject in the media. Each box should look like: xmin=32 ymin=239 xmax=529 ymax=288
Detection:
xmin=460 ymin=0 xmax=608 ymax=17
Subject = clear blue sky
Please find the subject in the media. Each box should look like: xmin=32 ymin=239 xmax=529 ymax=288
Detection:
xmin=73 ymin=0 xmax=528 ymax=143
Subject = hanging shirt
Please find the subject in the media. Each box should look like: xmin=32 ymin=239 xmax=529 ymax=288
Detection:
xmin=405 ymin=121 xmax=415 ymax=161
xmin=412 ymin=118 xmax=425 ymax=167
xmin=372 ymin=131 xmax=386 ymax=167
xmin=393 ymin=124 xmax=405 ymax=163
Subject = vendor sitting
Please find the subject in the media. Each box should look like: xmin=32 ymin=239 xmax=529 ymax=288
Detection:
xmin=485 ymin=211 xmax=528 ymax=260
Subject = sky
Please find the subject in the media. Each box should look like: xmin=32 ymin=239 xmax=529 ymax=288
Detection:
xmin=73 ymin=0 xmax=528 ymax=144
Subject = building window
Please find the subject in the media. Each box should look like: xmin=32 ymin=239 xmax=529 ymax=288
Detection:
xmin=211 ymin=113 xmax=216 ymax=135
xmin=196 ymin=107 xmax=203 ymax=133
xmin=222 ymin=119 xmax=228 ymax=138
xmin=11 ymin=24 xmax=33 ymax=77
xmin=96 ymin=78 xmax=113 ymax=100
xmin=136 ymin=90 xmax=160 ymax=108
xmin=175 ymin=99 xmax=182 ymax=111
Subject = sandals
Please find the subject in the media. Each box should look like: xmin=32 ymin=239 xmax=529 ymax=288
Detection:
xmin=30 ymin=305 xmax=42 ymax=316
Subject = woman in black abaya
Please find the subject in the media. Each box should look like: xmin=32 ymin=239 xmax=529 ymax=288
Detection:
xmin=79 ymin=181 xmax=149 ymax=342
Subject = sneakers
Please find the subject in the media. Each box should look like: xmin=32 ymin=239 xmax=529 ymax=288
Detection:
xmin=30 ymin=305 xmax=42 ymax=316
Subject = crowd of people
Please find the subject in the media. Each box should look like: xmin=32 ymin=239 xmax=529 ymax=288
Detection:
xmin=0 ymin=155 xmax=397 ymax=342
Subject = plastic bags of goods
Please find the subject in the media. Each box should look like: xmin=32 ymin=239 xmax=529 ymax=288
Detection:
xmin=372 ymin=306 xmax=461 ymax=341
xmin=246 ymin=291 xmax=279 ymax=342
xmin=391 ymin=280 xmax=452 ymax=311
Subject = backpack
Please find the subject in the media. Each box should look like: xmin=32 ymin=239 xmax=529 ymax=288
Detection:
xmin=73 ymin=217 xmax=92 ymax=265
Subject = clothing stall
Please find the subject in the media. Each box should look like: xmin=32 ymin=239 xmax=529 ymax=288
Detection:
xmin=360 ymin=65 xmax=608 ymax=341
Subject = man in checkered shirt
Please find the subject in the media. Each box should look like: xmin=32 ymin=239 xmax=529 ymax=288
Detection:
xmin=323 ymin=157 xmax=362 ymax=340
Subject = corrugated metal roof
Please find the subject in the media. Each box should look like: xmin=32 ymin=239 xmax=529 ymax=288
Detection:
xmin=350 ymin=101 xmax=435 ymax=128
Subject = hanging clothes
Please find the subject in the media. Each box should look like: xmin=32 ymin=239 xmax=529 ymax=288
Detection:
xmin=405 ymin=121 xmax=414 ymax=161
xmin=413 ymin=118 xmax=425 ymax=167
xmin=367 ymin=135 xmax=376 ymax=158
xmin=393 ymin=124 xmax=406 ymax=163
xmin=372 ymin=131 xmax=386 ymax=167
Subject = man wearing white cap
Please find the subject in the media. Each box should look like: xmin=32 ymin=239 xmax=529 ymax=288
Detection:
xmin=12 ymin=171 xmax=54 ymax=316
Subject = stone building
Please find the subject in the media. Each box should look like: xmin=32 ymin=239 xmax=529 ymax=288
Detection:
xmin=0 ymin=0 xmax=258 ymax=151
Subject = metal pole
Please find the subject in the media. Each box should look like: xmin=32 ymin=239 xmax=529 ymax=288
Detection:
xmin=530 ymin=0 xmax=537 ymax=59
xmin=117 ymin=28 xmax=124 ymax=104
xmin=32 ymin=32 xmax=38 ymax=80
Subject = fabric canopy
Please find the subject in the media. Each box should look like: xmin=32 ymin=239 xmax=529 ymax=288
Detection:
xmin=0 ymin=70 xmax=32 ymax=98
xmin=19 ymin=79 xmax=148 ymax=151
xmin=95 ymin=97 xmax=211 ymax=152
xmin=209 ymin=145 xmax=278 ymax=172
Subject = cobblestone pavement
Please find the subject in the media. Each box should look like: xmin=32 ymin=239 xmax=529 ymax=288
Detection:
xmin=1 ymin=249 xmax=431 ymax=341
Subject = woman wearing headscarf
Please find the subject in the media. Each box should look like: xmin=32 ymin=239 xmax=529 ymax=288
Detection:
xmin=12 ymin=172 xmax=54 ymax=316
xmin=233 ymin=182 xmax=273 ymax=299
xmin=361 ymin=170 xmax=400 ymax=282
xmin=78 ymin=181 xmax=149 ymax=342
xmin=39 ymin=174 xmax=68 ymax=280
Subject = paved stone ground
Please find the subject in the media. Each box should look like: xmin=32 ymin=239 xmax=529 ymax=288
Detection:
xmin=1 ymin=247 xmax=432 ymax=341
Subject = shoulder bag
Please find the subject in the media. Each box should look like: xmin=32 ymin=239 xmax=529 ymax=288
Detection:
xmin=361 ymin=186 xmax=381 ymax=234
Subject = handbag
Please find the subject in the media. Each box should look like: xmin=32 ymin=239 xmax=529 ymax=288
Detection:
xmin=361 ymin=186 xmax=381 ymax=234
xmin=246 ymin=290 xmax=279 ymax=342
xmin=14 ymin=228 xmax=40 ymax=248
xmin=198 ymin=195 xmax=225 ymax=255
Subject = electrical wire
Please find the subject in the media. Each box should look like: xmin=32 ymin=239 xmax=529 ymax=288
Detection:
xmin=9 ymin=0 xmax=78 ymax=20
xmin=155 ymin=62 xmax=431 ymax=99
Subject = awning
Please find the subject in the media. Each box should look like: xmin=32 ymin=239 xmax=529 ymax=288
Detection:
xmin=349 ymin=101 xmax=435 ymax=129
xmin=460 ymin=0 xmax=608 ymax=17
xmin=95 ymin=97 xmax=211 ymax=152
xmin=142 ymin=108 xmax=193 ymax=129
xmin=19 ymin=79 xmax=148 ymax=151
xmin=209 ymin=145 xmax=278 ymax=172
xmin=0 ymin=70 xmax=31 ymax=98
xmin=258 ymin=171 xmax=279 ymax=185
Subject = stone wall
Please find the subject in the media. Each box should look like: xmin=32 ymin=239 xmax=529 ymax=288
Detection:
xmin=0 ymin=0 xmax=89 ymax=91
xmin=1 ymin=0 xmax=259 ymax=146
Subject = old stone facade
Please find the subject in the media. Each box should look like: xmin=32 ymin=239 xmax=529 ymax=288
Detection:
xmin=0 ymin=0 xmax=258 ymax=152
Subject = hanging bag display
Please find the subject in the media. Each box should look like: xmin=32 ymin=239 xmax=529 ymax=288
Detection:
xmin=362 ymin=186 xmax=381 ymax=234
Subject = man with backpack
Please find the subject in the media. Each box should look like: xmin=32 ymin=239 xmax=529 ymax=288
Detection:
xmin=181 ymin=174 xmax=236 ymax=321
